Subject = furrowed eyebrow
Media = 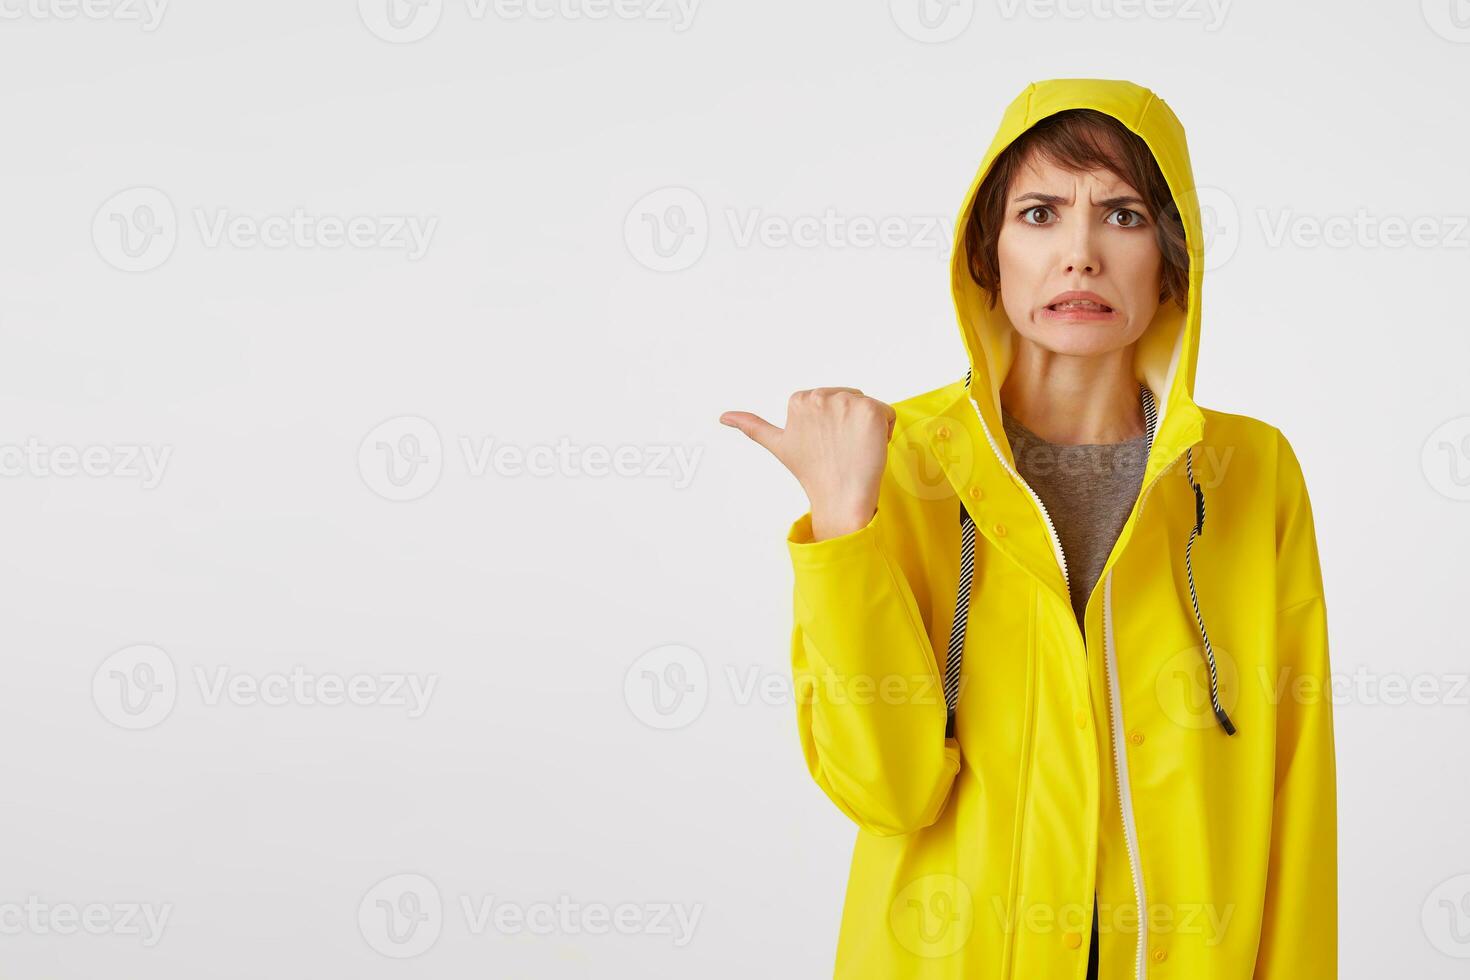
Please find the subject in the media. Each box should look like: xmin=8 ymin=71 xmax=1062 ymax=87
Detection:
xmin=1097 ymin=195 xmax=1147 ymax=210
xmin=1012 ymin=192 xmax=1148 ymax=210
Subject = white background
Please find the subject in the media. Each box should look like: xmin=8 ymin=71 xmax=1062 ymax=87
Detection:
xmin=0 ymin=0 xmax=1467 ymax=976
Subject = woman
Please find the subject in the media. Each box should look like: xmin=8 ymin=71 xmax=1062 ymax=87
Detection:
xmin=721 ymin=79 xmax=1336 ymax=979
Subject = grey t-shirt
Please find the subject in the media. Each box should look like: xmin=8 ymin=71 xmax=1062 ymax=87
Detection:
xmin=1000 ymin=406 xmax=1150 ymax=632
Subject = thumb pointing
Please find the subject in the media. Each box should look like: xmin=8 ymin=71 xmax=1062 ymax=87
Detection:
xmin=720 ymin=411 xmax=783 ymax=454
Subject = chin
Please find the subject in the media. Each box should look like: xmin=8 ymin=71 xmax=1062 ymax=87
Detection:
xmin=1023 ymin=320 xmax=1135 ymax=358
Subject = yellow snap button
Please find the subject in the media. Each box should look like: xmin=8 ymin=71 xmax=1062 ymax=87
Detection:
xmin=1063 ymin=931 xmax=1082 ymax=949
xmin=968 ymin=485 xmax=983 ymax=501
xmin=1129 ymin=730 xmax=1145 ymax=746
xmin=1152 ymin=948 xmax=1168 ymax=962
xmin=935 ymin=424 xmax=951 ymax=441
xmin=993 ymin=522 xmax=1007 ymax=537
xmin=1074 ymin=709 xmax=1088 ymax=729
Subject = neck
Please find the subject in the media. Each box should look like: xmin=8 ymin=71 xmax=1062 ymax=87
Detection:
xmin=999 ymin=336 xmax=1145 ymax=445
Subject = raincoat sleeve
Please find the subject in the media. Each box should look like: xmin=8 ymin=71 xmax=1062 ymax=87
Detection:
xmin=1254 ymin=429 xmax=1338 ymax=978
xmin=785 ymin=503 xmax=961 ymax=837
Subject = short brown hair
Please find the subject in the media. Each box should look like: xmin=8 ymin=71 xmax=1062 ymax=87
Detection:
xmin=963 ymin=108 xmax=1188 ymax=312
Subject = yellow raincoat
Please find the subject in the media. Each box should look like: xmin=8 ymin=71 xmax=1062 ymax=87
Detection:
xmin=785 ymin=79 xmax=1336 ymax=978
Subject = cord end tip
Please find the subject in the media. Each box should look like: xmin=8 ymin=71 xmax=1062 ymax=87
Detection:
xmin=1215 ymin=707 xmax=1237 ymax=736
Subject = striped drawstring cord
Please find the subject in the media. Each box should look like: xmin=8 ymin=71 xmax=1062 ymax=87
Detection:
xmin=944 ymin=504 xmax=976 ymax=739
xmin=1184 ymin=448 xmax=1237 ymax=736
xmin=1146 ymin=386 xmax=1236 ymax=735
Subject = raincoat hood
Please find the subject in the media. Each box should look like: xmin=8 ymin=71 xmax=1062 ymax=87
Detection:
xmin=950 ymin=78 xmax=1206 ymax=495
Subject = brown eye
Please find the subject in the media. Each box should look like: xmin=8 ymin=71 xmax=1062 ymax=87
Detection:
xmin=1020 ymin=206 xmax=1053 ymax=225
xmin=1108 ymin=208 xmax=1146 ymax=228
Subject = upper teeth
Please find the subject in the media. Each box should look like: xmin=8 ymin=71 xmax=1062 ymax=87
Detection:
xmin=1053 ymin=300 xmax=1107 ymax=309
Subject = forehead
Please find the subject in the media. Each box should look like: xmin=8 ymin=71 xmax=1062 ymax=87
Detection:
xmin=1010 ymin=150 xmax=1137 ymax=197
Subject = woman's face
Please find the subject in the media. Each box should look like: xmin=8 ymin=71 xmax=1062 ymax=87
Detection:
xmin=995 ymin=150 xmax=1163 ymax=358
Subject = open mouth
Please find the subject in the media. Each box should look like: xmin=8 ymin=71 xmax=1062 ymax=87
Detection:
xmin=1046 ymin=300 xmax=1114 ymax=313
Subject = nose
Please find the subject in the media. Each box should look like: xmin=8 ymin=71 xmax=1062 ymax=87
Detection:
xmin=1063 ymin=224 xmax=1101 ymax=276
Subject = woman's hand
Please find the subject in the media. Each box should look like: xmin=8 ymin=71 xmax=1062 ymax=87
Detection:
xmin=720 ymin=387 xmax=896 ymax=541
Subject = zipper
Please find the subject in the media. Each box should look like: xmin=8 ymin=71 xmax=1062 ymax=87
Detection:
xmin=1101 ymin=447 xmax=1194 ymax=980
xmin=1103 ymin=571 xmax=1148 ymax=980
xmin=1133 ymin=450 xmax=1180 ymax=526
